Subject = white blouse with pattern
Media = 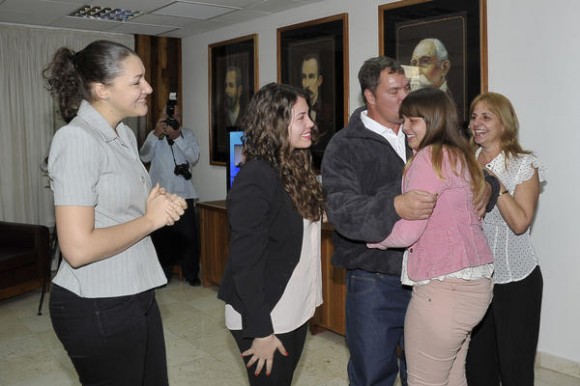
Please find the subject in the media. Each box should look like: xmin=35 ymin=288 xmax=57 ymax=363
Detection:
xmin=478 ymin=150 xmax=547 ymax=284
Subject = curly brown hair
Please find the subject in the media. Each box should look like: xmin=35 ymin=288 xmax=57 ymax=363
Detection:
xmin=241 ymin=83 xmax=324 ymax=221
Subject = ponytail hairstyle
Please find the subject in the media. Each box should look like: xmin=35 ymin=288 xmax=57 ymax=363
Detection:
xmin=241 ymin=82 xmax=323 ymax=221
xmin=43 ymin=40 xmax=136 ymax=123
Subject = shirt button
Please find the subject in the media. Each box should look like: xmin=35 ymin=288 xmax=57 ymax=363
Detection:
xmin=409 ymin=248 xmax=414 ymax=253
xmin=141 ymin=176 xmax=145 ymax=184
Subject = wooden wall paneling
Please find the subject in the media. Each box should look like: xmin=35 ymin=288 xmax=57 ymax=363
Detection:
xmin=135 ymin=35 xmax=182 ymax=147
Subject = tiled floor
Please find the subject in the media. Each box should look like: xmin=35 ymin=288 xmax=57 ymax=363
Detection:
xmin=0 ymin=280 xmax=578 ymax=386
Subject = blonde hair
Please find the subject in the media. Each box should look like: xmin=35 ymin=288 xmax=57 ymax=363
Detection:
xmin=469 ymin=92 xmax=531 ymax=159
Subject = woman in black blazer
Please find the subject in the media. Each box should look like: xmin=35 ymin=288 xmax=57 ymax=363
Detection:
xmin=218 ymin=83 xmax=324 ymax=386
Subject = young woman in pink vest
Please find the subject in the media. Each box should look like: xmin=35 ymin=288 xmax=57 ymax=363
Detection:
xmin=367 ymin=87 xmax=494 ymax=386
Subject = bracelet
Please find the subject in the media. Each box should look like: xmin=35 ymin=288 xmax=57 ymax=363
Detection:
xmin=499 ymin=189 xmax=509 ymax=196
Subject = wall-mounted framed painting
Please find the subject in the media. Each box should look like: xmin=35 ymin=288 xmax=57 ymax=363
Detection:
xmin=277 ymin=14 xmax=349 ymax=170
xmin=208 ymin=34 xmax=258 ymax=166
xmin=380 ymin=0 xmax=487 ymax=127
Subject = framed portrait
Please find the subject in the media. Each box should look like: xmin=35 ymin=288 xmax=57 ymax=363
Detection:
xmin=208 ymin=34 xmax=258 ymax=166
xmin=277 ymin=14 xmax=349 ymax=171
xmin=380 ymin=0 xmax=487 ymax=126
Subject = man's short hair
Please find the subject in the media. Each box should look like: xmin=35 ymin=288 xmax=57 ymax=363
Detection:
xmin=418 ymin=38 xmax=449 ymax=62
xmin=358 ymin=56 xmax=405 ymax=102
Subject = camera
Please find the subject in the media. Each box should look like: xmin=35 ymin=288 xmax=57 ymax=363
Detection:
xmin=174 ymin=163 xmax=192 ymax=180
xmin=165 ymin=92 xmax=179 ymax=130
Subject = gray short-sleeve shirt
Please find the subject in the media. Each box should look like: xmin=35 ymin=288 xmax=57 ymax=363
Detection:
xmin=48 ymin=100 xmax=167 ymax=297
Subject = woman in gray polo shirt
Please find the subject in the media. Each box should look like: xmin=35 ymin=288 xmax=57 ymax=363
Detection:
xmin=43 ymin=40 xmax=186 ymax=385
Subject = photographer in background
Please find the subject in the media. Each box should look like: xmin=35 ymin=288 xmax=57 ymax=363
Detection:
xmin=140 ymin=96 xmax=201 ymax=286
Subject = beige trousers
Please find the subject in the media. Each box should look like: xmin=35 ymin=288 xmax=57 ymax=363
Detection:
xmin=404 ymin=277 xmax=493 ymax=386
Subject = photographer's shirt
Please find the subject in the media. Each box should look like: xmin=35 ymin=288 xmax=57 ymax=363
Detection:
xmin=48 ymin=100 xmax=167 ymax=297
xmin=139 ymin=129 xmax=200 ymax=199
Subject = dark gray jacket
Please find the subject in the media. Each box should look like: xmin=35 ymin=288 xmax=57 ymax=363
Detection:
xmin=321 ymin=107 xmax=410 ymax=275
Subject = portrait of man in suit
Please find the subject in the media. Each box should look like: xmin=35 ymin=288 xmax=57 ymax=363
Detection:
xmin=209 ymin=36 xmax=256 ymax=165
xmin=383 ymin=5 xmax=479 ymax=127
xmin=405 ymin=36 xmax=465 ymax=123
xmin=224 ymin=65 xmax=244 ymax=128
xmin=301 ymin=53 xmax=324 ymax=122
xmin=409 ymin=38 xmax=452 ymax=95
xmin=279 ymin=21 xmax=347 ymax=170
xmin=299 ymin=52 xmax=335 ymax=170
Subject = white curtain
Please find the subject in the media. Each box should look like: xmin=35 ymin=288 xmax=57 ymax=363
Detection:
xmin=0 ymin=24 xmax=134 ymax=226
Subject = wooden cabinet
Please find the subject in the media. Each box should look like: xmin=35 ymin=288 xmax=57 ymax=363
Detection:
xmin=197 ymin=200 xmax=229 ymax=287
xmin=197 ymin=200 xmax=346 ymax=335
xmin=311 ymin=222 xmax=347 ymax=335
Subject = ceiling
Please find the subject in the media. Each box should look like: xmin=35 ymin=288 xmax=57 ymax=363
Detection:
xmin=0 ymin=0 xmax=325 ymax=38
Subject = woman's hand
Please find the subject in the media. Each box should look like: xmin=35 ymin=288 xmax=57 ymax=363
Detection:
xmin=242 ymin=334 xmax=287 ymax=377
xmin=145 ymin=184 xmax=187 ymax=229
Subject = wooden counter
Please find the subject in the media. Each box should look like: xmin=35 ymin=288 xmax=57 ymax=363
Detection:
xmin=197 ymin=200 xmax=229 ymax=288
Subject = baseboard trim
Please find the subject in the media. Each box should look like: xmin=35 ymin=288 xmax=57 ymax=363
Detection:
xmin=537 ymin=351 xmax=580 ymax=379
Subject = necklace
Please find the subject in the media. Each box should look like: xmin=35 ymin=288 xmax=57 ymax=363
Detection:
xmin=477 ymin=149 xmax=499 ymax=167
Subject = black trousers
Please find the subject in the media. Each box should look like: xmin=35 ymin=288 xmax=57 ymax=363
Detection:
xmin=230 ymin=323 xmax=308 ymax=386
xmin=49 ymin=285 xmax=168 ymax=386
xmin=466 ymin=266 xmax=543 ymax=386
xmin=151 ymin=198 xmax=199 ymax=282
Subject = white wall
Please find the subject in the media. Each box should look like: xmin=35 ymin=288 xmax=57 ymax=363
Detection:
xmin=485 ymin=0 xmax=580 ymax=367
xmin=182 ymin=0 xmax=580 ymax=368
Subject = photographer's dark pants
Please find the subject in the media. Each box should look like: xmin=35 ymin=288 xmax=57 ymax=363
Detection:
xmin=151 ymin=198 xmax=200 ymax=282
xmin=49 ymin=285 xmax=168 ymax=386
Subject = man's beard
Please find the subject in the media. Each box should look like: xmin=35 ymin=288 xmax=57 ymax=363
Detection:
xmin=225 ymin=95 xmax=238 ymax=109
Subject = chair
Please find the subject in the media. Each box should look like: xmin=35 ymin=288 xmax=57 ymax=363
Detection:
xmin=0 ymin=221 xmax=50 ymax=314
xmin=38 ymin=227 xmax=61 ymax=315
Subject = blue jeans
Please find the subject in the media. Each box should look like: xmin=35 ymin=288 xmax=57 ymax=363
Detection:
xmin=346 ymin=269 xmax=411 ymax=386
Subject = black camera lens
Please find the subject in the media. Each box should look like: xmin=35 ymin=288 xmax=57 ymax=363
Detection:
xmin=165 ymin=97 xmax=179 ymax=130
xmin=165 ymin=116 xmax=180 ymax=130
xmin=166 ymin=103 xmax=175 ymax=116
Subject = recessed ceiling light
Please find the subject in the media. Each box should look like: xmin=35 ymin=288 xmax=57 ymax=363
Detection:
xmin=69 ymin=5 xmax=142 ymax=22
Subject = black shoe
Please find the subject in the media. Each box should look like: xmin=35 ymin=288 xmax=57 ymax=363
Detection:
xmin=188 ymin=278 xmax=201 ymax=287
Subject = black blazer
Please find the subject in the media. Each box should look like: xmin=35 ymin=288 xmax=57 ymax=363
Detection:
xmin=217 ymin=159 xmax=303 ymax=338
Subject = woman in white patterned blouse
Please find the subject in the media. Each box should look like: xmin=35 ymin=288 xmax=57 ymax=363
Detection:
xmin=466 ymin=92 xmax=546 ymax=386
